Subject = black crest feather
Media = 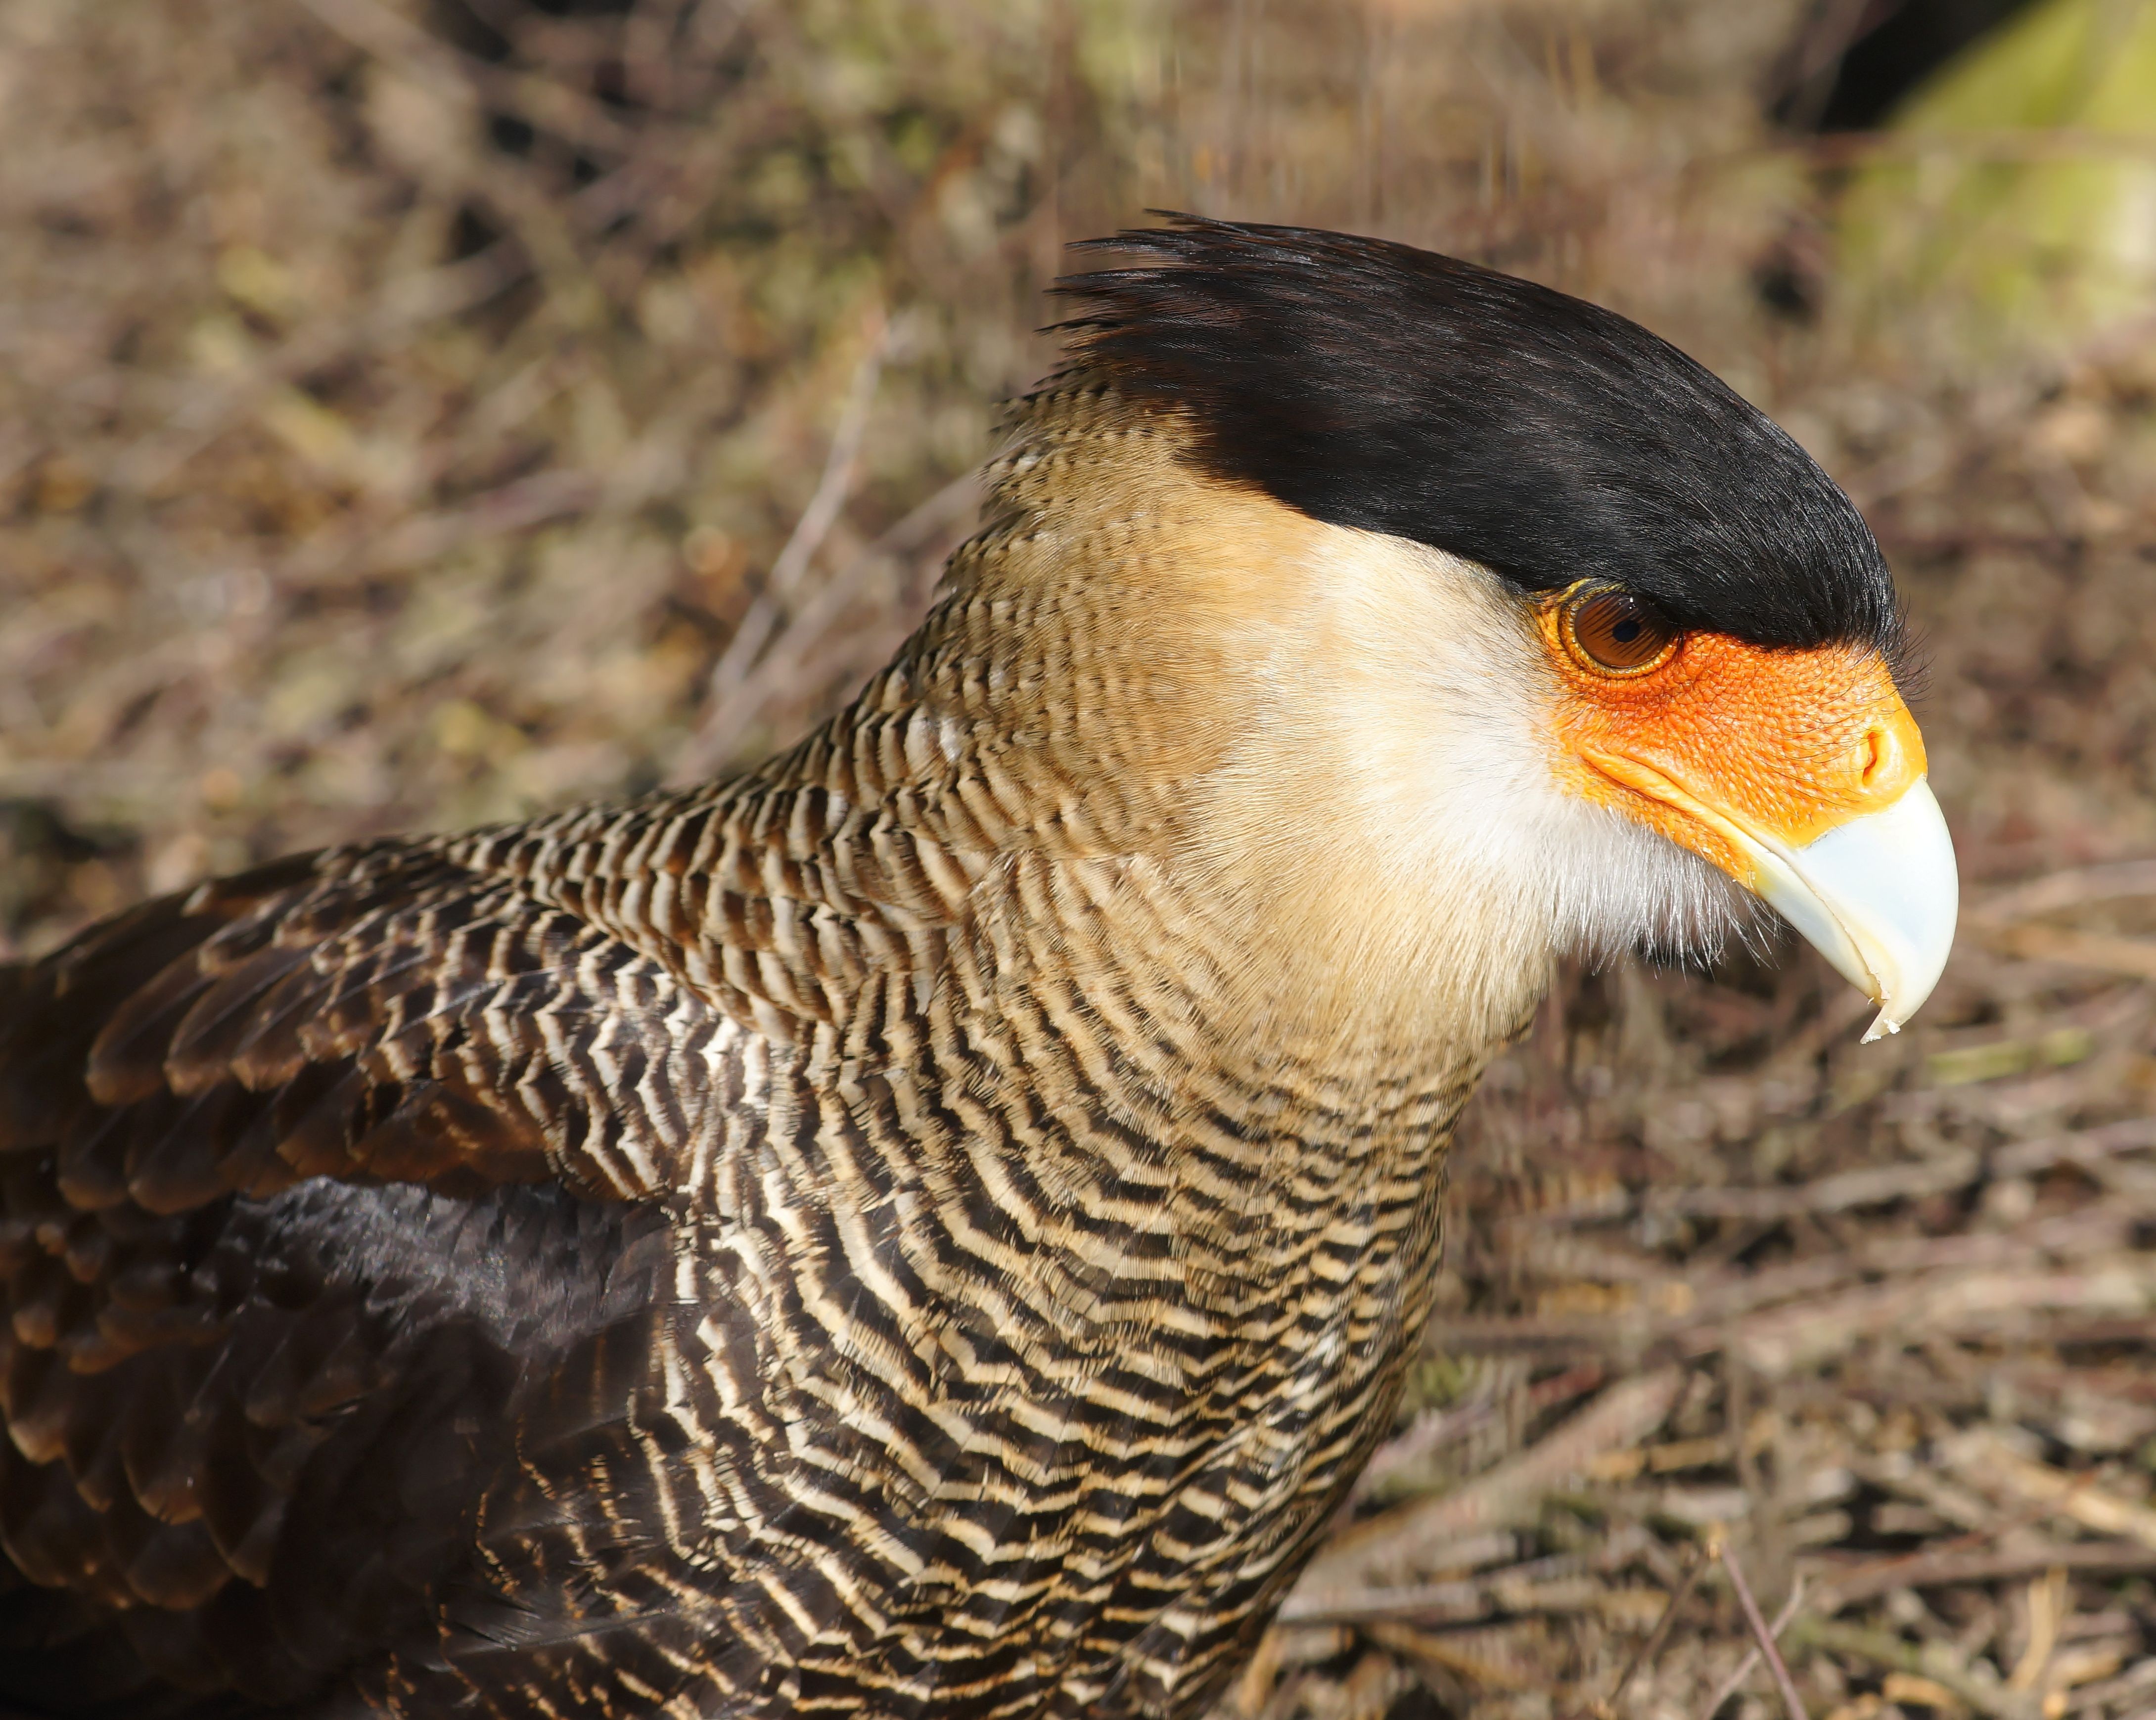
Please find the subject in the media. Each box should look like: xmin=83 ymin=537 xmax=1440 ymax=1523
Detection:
xmin=1054 ymin=215 xmax=1900 ymax=660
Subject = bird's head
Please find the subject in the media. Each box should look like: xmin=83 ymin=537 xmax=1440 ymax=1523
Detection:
xmin=942 ymin=217 xmax=1955 ymax=1047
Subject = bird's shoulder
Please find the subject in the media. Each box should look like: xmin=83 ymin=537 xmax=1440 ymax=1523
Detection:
xmin=3 ymin=831 xmax=685 ymax=1210
xmin=0 ymin=754 xmax=985 ymax=1711
xmin=0 ymin=741 xmax=983 ymax=1208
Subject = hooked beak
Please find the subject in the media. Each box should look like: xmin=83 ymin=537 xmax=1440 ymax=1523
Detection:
xmin=1565 ymin=641 xmax=1959 ymax=1041
xmin=1709 ymin=778 xmax=1958 ymax=1041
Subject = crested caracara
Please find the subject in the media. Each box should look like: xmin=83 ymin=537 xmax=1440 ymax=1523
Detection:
xmin=0 ymin=217 xmax=1955 ymax=1720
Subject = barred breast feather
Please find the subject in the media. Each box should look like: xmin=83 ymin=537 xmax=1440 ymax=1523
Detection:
xmin=0 ymin=372 xmax=1517 ymax=1720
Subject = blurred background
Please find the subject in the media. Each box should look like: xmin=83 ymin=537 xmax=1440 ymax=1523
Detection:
xmin=4 ymin=0 xmax=2156 ymax=1715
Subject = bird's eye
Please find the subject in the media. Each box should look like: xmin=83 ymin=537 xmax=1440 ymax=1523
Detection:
xmin=1561 ymin=588 xmax=1679 ymax=677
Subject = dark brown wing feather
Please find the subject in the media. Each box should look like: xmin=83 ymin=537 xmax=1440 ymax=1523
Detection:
xmin=0 ymin=839 xmax=700 ymax=1716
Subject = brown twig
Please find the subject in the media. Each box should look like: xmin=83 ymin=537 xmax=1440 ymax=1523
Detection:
xmin=676 ymin=469 xmax=977 ymax=776
xmin=675 ymin=315 xmax=891 ymax=778
xmin=2006 ymin=1567 xmax=2065 ymax=1694
xmin=2062 ymin=1657 xmax=2156 ymax=1716
xmin=1288 ymin=1369 xmax=1686 ymax=1609
xmin=1787 ymin=1620 xmax=2044 ymax=1720
xmin=1354 ymin=1363 xmax=1605 ymax=1503
xmin=1648 ymin=1149 xmax=1981 ymax=1221
xmin=1577 ymin=1542 xmax=1710 ymax=1720
xmin=1971 ymin=921 xmax=2156 ymax=983
xmin=1703 ymin=1574 xmax=1807 ymax=1718
xmin=1367 ymin=1621 xmax=1552 ymax=1696
xmin=1806 ymin=1539 xmax=2156 ymax=1609
xmin=1279 ymin=1550 xmax=1629 ymax=1628
xmin=1715 ymin=1531 xmax=1809 ymax=1720
xmin=1940 ymin=1430 xmax=2156 ymax=1551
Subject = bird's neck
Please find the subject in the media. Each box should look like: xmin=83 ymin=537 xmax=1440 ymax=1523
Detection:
xmin=800 ymin=379 xmax=1557 ymax=1069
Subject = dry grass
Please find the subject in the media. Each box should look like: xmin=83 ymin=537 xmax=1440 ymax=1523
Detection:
xmin=3 ymin=1 xmax=2156 ymax=1717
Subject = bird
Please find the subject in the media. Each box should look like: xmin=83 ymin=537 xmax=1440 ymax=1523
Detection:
xmin=0 ymin=216 xmax=1956 ymax=1720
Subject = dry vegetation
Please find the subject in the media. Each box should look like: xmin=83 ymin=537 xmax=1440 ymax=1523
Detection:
xmin=4 ymin=0 xmax=2156 ymax=1716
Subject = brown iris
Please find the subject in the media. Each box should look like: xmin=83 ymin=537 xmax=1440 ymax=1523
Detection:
xmin=1560 ymin=586 xmax=1680 ymax=677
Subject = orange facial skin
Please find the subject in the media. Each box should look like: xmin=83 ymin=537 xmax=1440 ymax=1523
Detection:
xmin=1539 ymin=602 xmax=1925 ymax=884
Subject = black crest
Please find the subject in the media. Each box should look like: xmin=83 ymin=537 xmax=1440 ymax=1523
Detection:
xmin=1054 ymin=216 xmax=1900 ymax=658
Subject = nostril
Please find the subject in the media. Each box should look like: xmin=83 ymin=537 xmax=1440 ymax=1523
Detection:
xmin=1860 ymin=725 xmax=1890 ymax=790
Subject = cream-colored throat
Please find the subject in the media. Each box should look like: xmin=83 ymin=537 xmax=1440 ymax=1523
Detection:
xmin=1170 ymin=514 xmax=1570 ymax=1054
xmin=941 ymin=399 xmax=1544 ymax=1052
